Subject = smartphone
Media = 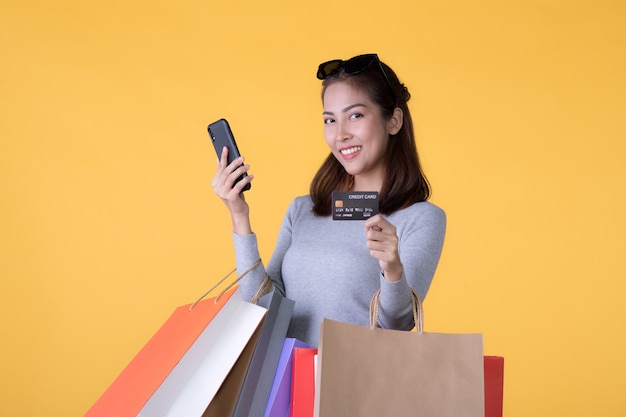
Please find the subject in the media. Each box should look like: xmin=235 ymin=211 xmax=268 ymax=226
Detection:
xmin=208 ymin=118 xmax=251 ymax=191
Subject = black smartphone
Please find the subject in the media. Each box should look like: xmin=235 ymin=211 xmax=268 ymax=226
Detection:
xmin=207 ymin=118 xmax=251 ymax=191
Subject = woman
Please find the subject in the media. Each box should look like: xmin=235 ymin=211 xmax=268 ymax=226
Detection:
xmin=212 ymin=54 xmax=446 ymax=347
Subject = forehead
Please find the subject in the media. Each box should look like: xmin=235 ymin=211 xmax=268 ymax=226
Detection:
xmin=322 ymin=81 xmax=375 ymax=109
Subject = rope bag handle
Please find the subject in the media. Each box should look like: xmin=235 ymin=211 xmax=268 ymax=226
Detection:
xmin=369 ymin=288 xmax=424 ymax=333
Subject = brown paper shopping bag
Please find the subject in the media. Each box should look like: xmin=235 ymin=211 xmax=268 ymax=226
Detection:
xmin=314 ymin=289 xmax=484 ymax=417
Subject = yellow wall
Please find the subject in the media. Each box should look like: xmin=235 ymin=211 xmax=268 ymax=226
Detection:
xmin=1 ymin=1 xmax=625 ymax=416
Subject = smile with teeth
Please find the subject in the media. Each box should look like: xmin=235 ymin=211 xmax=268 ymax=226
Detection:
xmin=340 ymin=146 xmax=362 ymax=155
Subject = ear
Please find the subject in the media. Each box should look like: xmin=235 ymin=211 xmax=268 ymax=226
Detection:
xmin=387 ymin=107 xmax=404 ymax=135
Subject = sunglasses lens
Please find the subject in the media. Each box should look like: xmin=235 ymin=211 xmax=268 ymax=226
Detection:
xmin=317 ymin=60 xmax=343 ymax=79
xmin=316 ymin=54 xmax=397 ymax=105
xmin=343 ymin=54 xmax=376 ymax=75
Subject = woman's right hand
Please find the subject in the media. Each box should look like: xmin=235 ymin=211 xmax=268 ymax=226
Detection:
xmin=211 ymin=146 xmax=254 ymax=234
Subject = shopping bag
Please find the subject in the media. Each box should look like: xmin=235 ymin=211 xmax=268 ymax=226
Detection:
xmin=202 ymin=275 xmax=281 ymax=417
xmin=202 ymin=320 xmax=264 ymax=417
xmin=485 ymin=356 xmax=505 ymax=417
xmin=232 ymin=290 xmax=295 ymax=417
xmin=85 ymin=286 xmax=267 ymax=417
xmin=264 ymin=338 xmax=310 ymax=417
xmin=291 ymin=347 xmax=318 ymax=417
xmin=314 ymin=289 xmax=484 ymax=417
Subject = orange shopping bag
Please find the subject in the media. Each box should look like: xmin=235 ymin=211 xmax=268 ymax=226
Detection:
xmin=85 ymin=286 xmax=266 ymax=417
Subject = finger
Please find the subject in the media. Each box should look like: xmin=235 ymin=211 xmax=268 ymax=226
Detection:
xmin=227 ymin=163 xmax=250 ymax=184
xmin=366 ymin=228 xmax=382 ymax=242
xmin=216 ymin=156 xmax=245 ymax=190
xmin=364 ymin=214 xmax=383 ymax=230
xmin=213 ymin=149 xmax=230 ymax=189
xmin=232 ymin=173 xmax=254 ymax=193
xmin=367 ymin=242 xmax=399 ymax=265
xmin=217 ymin=146 xmax=229 ymax=166
xmin=366 ymin=224 xmax=395 ymax=241
xmin=366 ymin=214 xmax=394 ymax=233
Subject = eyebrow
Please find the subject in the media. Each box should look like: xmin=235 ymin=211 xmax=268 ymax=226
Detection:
xmin=322 ymin=103 xmax=368 ymax=116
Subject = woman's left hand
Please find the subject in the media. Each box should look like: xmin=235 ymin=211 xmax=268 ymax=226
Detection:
xmin=364 ymin=214 xmax=403 ymax=282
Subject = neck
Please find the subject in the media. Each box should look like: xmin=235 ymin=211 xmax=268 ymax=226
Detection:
xmin=351 ymin=174 xmax=383 ymax=193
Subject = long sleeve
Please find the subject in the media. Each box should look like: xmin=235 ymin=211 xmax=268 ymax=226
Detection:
xmin=233 ymin=200 xmax=295 ymax=301
xmin=376 ymin=202 xmax=446 ymax=329
xmin=231 ymin=232 xmax=266 ymax=302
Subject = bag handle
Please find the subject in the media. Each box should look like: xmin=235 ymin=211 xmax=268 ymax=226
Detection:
xmin=250 ymin=273 xmax=273 ymax=304
xmin=190 ymin=258 xmax=272 ymax=310
xmin=369 ymin=288 xmax=424 ymax=333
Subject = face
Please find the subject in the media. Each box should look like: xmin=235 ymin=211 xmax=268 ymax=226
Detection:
xmin=322 ymin=81 xmax=396 ymax=191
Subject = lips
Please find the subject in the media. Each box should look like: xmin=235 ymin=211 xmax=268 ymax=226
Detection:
xmin=340 ymin=146 xmax=362 ymax=157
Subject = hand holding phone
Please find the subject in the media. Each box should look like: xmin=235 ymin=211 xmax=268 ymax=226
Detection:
xmin=208 ymin=118 xmax=251 ymax=192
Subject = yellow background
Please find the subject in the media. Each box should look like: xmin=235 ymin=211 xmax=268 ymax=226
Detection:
xmin=1 ymin=1 xmax=625 ymax=416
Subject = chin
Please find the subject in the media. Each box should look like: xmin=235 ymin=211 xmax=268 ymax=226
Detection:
xmin=338 ymin=162 xmax=359 ymax=175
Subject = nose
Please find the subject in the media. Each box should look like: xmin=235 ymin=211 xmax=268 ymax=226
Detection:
xmin=335 ymin=120 xmax=351 ymax=143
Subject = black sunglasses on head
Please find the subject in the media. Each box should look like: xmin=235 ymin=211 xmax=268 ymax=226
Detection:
xmin=316 ymin=53 xmax=397 ymax=105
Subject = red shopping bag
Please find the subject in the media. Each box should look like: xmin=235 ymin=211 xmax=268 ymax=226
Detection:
xmin=291 ymin=347 xmax=318 ymax=417
xmin=484 ymin=356 xmax=504 ymax=417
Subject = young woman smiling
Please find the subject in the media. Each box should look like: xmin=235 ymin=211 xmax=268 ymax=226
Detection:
xmin=212 ymin=54 xmax=446 ymax=347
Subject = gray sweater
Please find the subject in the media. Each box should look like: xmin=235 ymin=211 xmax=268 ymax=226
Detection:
xmin=234 ymin=195 xmax=446 ymax=347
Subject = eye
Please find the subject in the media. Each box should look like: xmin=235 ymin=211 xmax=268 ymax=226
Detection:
xmin=349 ymin=112 xmax=363 ymax=120
xmin=324 ymin=117 xmax=335 ymax=124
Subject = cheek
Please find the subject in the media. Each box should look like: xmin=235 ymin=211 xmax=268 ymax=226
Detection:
xmin=368 ymin=129 xmax=390 ymax=156
xmin=323 ymin=126 xmax=335 ymax=147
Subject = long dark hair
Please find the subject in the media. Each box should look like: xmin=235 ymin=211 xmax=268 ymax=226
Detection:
xmin=310 ymin=57 xmax=431 ymax=216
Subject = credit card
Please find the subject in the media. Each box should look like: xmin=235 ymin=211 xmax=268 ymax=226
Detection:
xmin=332 ymin=191 xmax=379 ymax=220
